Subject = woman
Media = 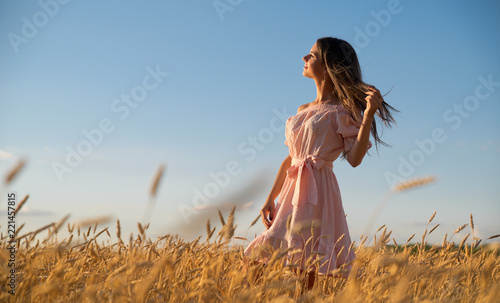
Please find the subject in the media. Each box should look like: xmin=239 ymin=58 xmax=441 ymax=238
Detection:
xmin=243 ymin=37 xmax=398 ymax=289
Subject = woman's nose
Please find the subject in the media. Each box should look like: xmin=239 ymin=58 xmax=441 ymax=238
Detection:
xmin=302 ymin=55 xmax=308 ymax=62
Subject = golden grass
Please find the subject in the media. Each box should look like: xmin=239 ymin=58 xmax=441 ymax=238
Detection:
xmin=0 ymin=211 xmax=499 ymax=302
xmin=1 ymin=162 xmax=498 ymax=301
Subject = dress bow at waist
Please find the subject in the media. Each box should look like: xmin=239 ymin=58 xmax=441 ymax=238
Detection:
xmin=286 ymin=155 xmax=333 ymax=207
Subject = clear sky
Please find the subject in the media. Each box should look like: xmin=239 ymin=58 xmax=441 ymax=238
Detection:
xmin=1 ymin=0 xmax=499 ymax=246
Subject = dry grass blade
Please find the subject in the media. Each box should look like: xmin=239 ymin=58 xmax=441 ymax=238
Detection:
xmin=360 ymin=235 xmax=368 ymax=248
xmin=469 ymin=212 xmax=474 ymax=232
xmin=244 ymin=214 xmax=261 ymax=239
xmin=392 ymin=176 xmax=436 ymax=192
xmin=223 ymin=205 xmax=236 ymax=242
xmin=459 ymin=233 xmax=470 ymax=249
xmin=364 ymin=177 xmax=436 ymax=237
xmin=428 ymin=211 xmax=437 ymax=224
xmin=116 ymin=219 xmax=122 ymax=241
xmin=454 ymin=224 xmax=468 ymax=234
xmin=13 ymin=223 xmax=25 ymax=239
xmin=206 ymin=219 xmax=211 ymax=239
xmin=286 ymin=214 xmax=292 ymax=232
xmin=138 ymin=222 xmax=145 ymax=238
xmin=218 ymin=209 xmax=226 ymax=226
xmin=16 ymin=222 xmax=54 ymax=240
xmin=4 ymin=158 xmax=26 ymax=184
xmin=45 ymin=214 xmax=71 ymax=240
xmin=442 ymin=233 xmax=448 ymax=246
xmin=14 ymin=194 xmax=29 ymax=213
xmin=429 ymin=224 xmax=440 ymax=235
xmin=205 ymin=220 xmax=217 ymax=242
xmin=150 ymin=163 xmax=166 ymax=197
xmin=376 ymin=225 xmax=386 ymax=233
xmin=335 ymin=234 xmax=346 ymax=246
xmin=406 ymin=234 xmax=415 ymax=244
xmin=392 ymin=175 xmax=436 ymax=192
xmin=67 ymin=222 xmax=74 ymax=233
xmin=486 ymin=234 xmax=500 ymax=240
xmin=250 ymin=214 xmax=260 ymax=228
xmin=87 ymin=227 xmax=110 ymax=247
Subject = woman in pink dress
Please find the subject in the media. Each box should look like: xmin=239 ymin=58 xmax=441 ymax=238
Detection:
xmin=243 ymin=37 xmax=398 ymax=289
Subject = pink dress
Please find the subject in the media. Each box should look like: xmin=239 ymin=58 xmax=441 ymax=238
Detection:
xmin=244 ymin=103 xmax=372 ymax=275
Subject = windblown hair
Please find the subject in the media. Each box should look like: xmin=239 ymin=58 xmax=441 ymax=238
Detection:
xmin=316 ymin=36 xmax=399 ymax=159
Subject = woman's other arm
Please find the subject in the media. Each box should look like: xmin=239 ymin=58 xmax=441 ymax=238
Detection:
xmin=260 ymin=103 xmax=309 ymax=227
xmin=260 ymin=154 xmax=291 ymax=228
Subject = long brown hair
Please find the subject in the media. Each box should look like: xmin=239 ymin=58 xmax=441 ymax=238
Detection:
xmin=316 ymin=36 xmax=399 ymax=159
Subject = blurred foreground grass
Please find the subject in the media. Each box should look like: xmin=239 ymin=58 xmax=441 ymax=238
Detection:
xmin=1 ymin=211 xmax=499 ymax=303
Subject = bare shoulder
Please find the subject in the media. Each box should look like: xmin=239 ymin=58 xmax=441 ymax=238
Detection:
xmin=297 ymin=102 xmax=311 ymax=114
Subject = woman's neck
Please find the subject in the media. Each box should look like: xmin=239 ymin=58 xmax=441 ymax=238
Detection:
xmin=312 ymin=78 xmax=340 ymax=105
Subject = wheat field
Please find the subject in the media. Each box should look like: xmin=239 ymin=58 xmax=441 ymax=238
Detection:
xmin=1 ymin=162 xmax=499 ymax=302
xmin=0 ymin=210 xmax=499 ymax=302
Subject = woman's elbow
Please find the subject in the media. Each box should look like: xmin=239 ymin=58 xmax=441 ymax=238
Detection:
xmin=347 ymin=152 xmax=362 ymax=167
xmin=349 ymin=160 xmax=361 ymax=168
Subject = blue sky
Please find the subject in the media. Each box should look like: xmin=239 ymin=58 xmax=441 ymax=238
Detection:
xmin=1 ymin=0 xmax=499 ymax=246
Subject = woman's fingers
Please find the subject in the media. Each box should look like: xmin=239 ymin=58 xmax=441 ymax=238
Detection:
xmin=261 ymin=209 xmax=271 ymax=228
xmin=366 ymin=86 xmax=381 ymax=95
xmin=364 ymin=86 xmax=385 ymax=116
xmin=260 ymin=209 xmax=268 ymax=226
xmin=260 ymin=205 xmax=275 ymax=229
xmin=366 ymin=87 xmax=383 ymax=103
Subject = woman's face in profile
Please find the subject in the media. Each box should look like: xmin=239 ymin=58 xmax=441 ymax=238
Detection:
xmin=302 ymin=42 xmax=325 ymax=80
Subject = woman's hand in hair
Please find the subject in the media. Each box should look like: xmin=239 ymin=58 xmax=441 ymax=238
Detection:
xmin=364 ymin=85 xmax=384 ymax=117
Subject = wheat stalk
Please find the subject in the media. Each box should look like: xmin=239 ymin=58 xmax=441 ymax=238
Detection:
xmin=244 ymin=214 xmax=261 ymax=239
xmin=392 ymin=175 xmax=436 ymax=193
xmin=454 ymin=224 xmax=468 ymax=234
xmin=429 ymin=224 xmax=440 ymax=235
xmin=150 ymin=163 xmax=166 ymax=197
xmin=13 ymin=194 xmax=29 ymax=213
xmin=428 ymin=211 xmax=437 ymax=224
xmin=4 ymin=158 xmax=26 ymax=184
xmin=44 ymin=214 xmax=70 ymax=241
xmin=223 ymin=205 xmax=236 ymax=242
xmin=116 ymin=219 xmax=122 ymax=241
xmin=469 ymin=213 xmax=475 ymax=238
xmin=364 ymin=176 xmax=437 ymax=237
